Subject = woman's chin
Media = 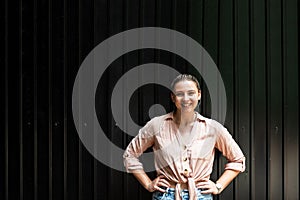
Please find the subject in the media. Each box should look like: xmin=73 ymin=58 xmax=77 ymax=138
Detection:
xmin=178 ymin=107 xmax=195 ymax=113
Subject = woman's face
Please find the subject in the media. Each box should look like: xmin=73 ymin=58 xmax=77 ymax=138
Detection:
xmin=171 ymin=80 xmax=201 ymax=113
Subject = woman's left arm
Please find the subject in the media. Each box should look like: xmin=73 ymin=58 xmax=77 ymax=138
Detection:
xmin=197 ymin=121 xmax=246 ymax=195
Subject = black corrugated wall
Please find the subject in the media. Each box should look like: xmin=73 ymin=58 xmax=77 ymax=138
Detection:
xmin=1 ymin=0 xmax=299 ymax=199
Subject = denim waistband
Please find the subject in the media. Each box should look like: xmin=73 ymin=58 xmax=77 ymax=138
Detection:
xmin=162 ymin=187 xmax=203 ymax=192
xmin=152 ymin=187 xmax=212 ymax=200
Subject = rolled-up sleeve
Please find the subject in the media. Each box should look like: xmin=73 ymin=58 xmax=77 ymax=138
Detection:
xmin=214 ymin=122 xmax=246 ymax=172
xmin=123 ymin=120 xmax=156 ymax=173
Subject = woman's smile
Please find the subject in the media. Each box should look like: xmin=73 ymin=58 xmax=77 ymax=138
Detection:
xmin=181 ymin=103 xmax=193 ymax=108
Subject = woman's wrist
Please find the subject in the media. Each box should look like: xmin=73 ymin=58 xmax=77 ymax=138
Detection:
xmin=146 ymin=181 xmax=155 ymax=192
xmin=214 ymin=182 xmax=223 ymax=194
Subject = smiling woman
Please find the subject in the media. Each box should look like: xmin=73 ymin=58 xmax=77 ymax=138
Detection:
xmin=123 ymin=74 xmax=246 ymax=200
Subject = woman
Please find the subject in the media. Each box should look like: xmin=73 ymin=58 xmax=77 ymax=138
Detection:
xmin=123 ymin=74 xmax=245 ymax=200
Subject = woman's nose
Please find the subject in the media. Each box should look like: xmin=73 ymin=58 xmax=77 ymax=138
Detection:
xmin=183 ymin=93 xmax=189 ymax=100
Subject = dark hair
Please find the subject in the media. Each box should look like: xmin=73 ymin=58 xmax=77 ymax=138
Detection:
xmin=170 ymin=74 xmax=201 ymax=91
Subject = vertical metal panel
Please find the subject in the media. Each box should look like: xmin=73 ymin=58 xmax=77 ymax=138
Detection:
xmin=2 ymin=0 xmax=299 ymax=199
xmin=108 ymin=0 xmax=125 ymax=199
xmin=2 ymin=0 xmax=7 ymax=197
xmin=19 ymin=0 xmax=24 ymax=199
xmin=63 ymin=1 xmax=68 ymax=199
xmin=234 ymin=0 xmax=251 ymax=199
xmin=123 ymin=0 xmax=140 ymax=194
xmin=188 ymin=0 xmax=203 ymax=44
xmin=139 ymin=2 xmax=160 ymax=200
xmin=218 ymin=0 xmax=235 ymax=199
xmin=202 ymin=0 xmax=219 ymax=122
xmin=33 ymin=1 xmax=38 ymax=199
xmin=51 ymin=0 xmax=65 ymax=199
xmin=1 ymin=0 xmax=6 ymax=198
xmin=250 ymin=0 xmax=268 ymax=199
xmin=6 ymin=1 xmax=22 ymax=200
xmin=93 ymin=1 xmax=109 ymax=200
xmin=78 ymin=0 xmax=95 ymax=199
xmin=202 ymin=0 xmax=219 ymax=188
xmin=123 ymin=0 xmax=146 ymax=199
xmin=283 ymin=0 xmax=299 ymax=198
xmin=22 ymin=0 xmax=35 ymax=199
xmin=267 ymin=0 xmax=283 ymax=198
xmin=48 ymin=1 xmax=53 ymax=199
xmin=36 ymin=0 xmax=50 ymax=199
xmin=64 ymin=0 xmax=80 ymax=199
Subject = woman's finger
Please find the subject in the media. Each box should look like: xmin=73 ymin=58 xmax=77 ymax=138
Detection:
xmin=159 ymin=179 xmax=171 ymax=187
xmin=200 ymin=188 xmax=213 ymax=194
xmin=154 ymin=185 xmax=166 ymax=193
xmin=157 ymin=181 xmax=169 ymax=188
xmin=196 ymin=181 xmax=209 ymax=187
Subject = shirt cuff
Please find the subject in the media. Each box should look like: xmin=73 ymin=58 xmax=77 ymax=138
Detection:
xmin=224 ymin=157 xmax=246 ymax=172
xmin=123 ymin=153 xmax=144 ymax=173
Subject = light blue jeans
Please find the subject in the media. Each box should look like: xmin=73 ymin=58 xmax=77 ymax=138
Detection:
xmin=152 ymin=188 xmax=213 ymax=200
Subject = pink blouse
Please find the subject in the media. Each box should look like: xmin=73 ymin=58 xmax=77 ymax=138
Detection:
xmin=123 ymin=112 xmax=245 ymax=200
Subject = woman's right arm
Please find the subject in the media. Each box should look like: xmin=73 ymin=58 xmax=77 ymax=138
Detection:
xmin=123 ymin=117 xmax=170 ymax=192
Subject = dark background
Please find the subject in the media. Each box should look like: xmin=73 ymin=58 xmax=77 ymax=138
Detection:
xmin=1 ymin=0 xmax=299 ymax=199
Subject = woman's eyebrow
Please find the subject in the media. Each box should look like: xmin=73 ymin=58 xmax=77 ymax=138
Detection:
xmin=174 ymin=90 xmax=196 ymax=93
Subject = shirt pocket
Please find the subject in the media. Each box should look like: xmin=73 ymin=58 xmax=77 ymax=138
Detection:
xmin=191 ymin=136 xmax=215 ymax=160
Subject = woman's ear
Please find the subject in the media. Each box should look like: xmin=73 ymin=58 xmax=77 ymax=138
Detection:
xmin=170 ymin=92 xmax=175 ymax=102
xmin=198 ymin=90 xmax=201 ymax=100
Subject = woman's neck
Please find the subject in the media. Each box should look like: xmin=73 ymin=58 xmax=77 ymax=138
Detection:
xmin=173 ymin=110 xmax=196 ymax=126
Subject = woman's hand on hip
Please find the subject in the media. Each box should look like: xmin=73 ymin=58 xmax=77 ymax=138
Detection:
xmin=196 ymin=179 xmax=219 ymax=195
xmin=147 ymin=175 xmax=171 ymax=193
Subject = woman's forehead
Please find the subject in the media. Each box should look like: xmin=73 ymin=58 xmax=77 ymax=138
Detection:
xmin=173 ymin=80 xmax=198 ymax=90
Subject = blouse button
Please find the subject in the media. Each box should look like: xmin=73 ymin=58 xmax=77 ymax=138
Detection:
xmin=183 ymin=169 xmax=189 ymax=176
xmin=183 ymin=157 xmax=188 ymax=161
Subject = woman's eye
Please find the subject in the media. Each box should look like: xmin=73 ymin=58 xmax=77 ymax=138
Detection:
xmin=175 ymin=93 xmax=184 ymax=97
xmin=174 ymin=92 xmax=196 ymax=97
